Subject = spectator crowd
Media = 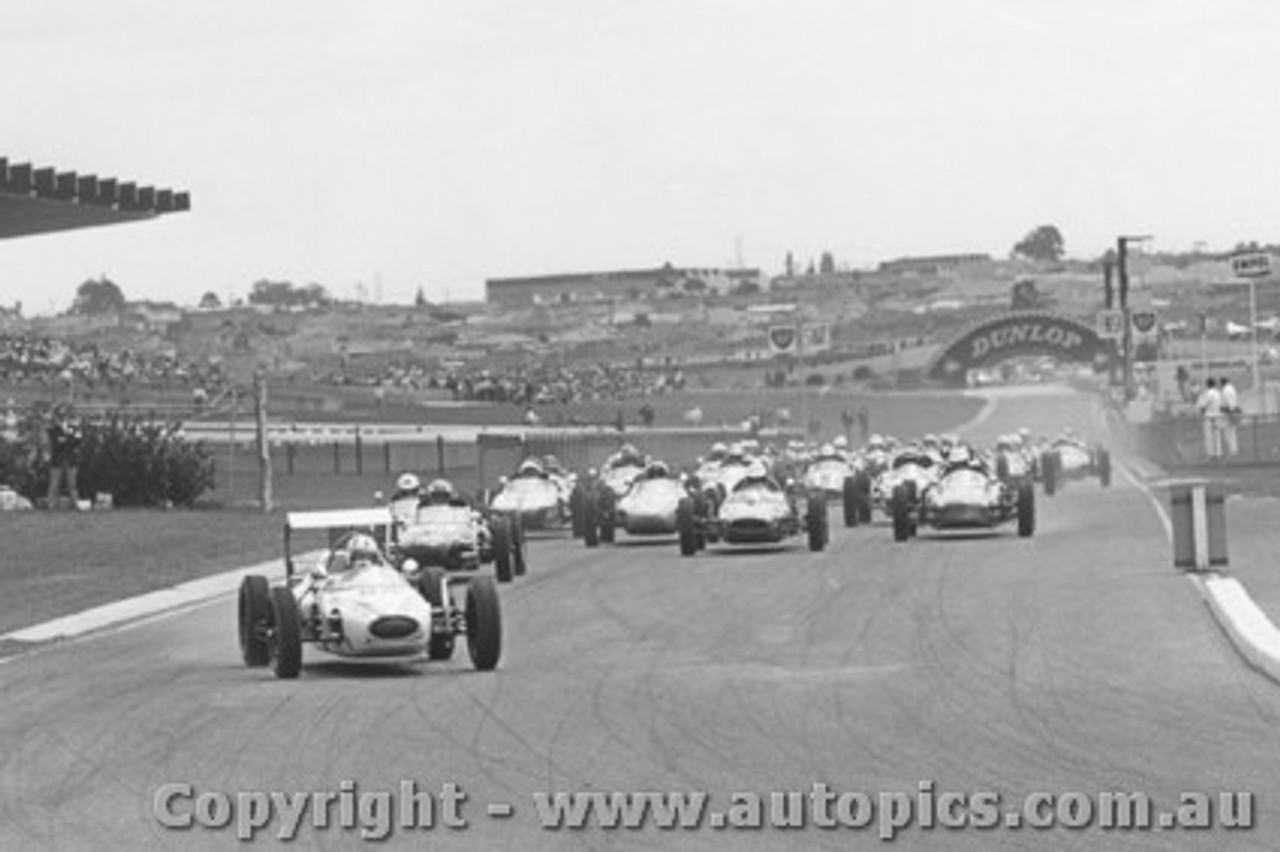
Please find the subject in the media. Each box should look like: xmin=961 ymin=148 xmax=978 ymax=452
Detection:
xmin=0 ymin=334 xmax=226 ymax=394
xmin=321 ymin=361 xmax=687 ymax=406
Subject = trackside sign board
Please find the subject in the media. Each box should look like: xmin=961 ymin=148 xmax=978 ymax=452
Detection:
xmin=1231 ymin=252 xmax=1272 ymax=279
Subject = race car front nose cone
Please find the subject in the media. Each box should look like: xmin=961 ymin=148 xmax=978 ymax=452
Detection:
xmin=368 ymin=615 xmax=420 ymax=640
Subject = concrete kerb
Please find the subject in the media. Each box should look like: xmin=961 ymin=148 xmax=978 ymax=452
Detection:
xmin=0 ymin=555 xmax=291 ymax=646
xmin=1118 ymin=453 xmax=1280 ymax=686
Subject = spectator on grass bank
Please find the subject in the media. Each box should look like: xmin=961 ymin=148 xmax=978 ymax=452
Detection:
xmin=1196 ymin=378 xmax=1222 ymax=460
xmin=857 ymin=406 xmax=870 ymax=444
xmin=841 ymin=408 xmax=854 ymax=442
xmin=1220 ymin=376 xmax=1240 ymax=458
xmin=1 ymin=398 xmax=17 ymax=442
xmin=639 ymin=402 xmax=654 ymax=427
xmin=46 ymin=402 xmax=84 ymax=509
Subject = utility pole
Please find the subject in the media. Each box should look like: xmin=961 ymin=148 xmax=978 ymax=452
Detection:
xmin=1117 ymin=235 xmax=1152 ymax=401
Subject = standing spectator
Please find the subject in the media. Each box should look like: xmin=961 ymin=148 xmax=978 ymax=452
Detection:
xmin=638 ymin=402 xmax=655 ymax=428
xmin=46 ymin=402 xmax=84 ymax=509
xmin=1196 ymin=378 xmax=1222 ymax=461
xmin=1 ymin=398 xmax=17 ymax=443
xmin=841 ymin=407 xmax=855 ymax=442
xmin=1219 ymin=376 xmax=1240 ymax=458
xmin=857 ymin=405 xmax=870 ymax=445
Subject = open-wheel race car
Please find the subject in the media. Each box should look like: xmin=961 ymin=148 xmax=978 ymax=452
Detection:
xmin=570 ymin=447 xmax=652 ymax=546
xmin=488 ymin=459 xmax=573 ymax=531
xmin=676 ymin=468 xmax=829 ymax=556
xmin=237 ymin=509 xmax=502 ymax=679
xmin=395 ymin=486 xmax=528 ymax=584
xmin=891 ymin=453 xmax=1035 ymax=542
xmin=803 ymin=449 xmax=857 ymax=499
xmin=845 ymin=450 xmax=937 ymax=528
xmin=576 ymin=463 xmax=696 ymax=545
xmin=1039 ymin=436 xmax=1111 ymax=496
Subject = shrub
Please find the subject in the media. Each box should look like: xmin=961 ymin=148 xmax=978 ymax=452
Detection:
xmin=13 ymin=412 xmax=216 ymax=508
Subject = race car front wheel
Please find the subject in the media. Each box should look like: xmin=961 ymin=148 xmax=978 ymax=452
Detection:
xmin=466 ymin=576 xmax=502 ymax=671
xmin=238 ymin=575 xmax=272 ymax=668
xmin=268 ymin=587 xmax=303 ymax=679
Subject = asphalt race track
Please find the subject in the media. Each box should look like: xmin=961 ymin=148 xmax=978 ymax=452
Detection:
xmin=4 ymin=389 xmax=1280 ymax=850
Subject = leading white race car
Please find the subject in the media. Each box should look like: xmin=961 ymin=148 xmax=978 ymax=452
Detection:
xmin=237 ymin=509 xmax=502 ymax=679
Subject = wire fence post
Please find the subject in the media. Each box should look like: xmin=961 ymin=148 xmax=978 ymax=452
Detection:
xmin=254 ymin=369 xmax=273 ymax=512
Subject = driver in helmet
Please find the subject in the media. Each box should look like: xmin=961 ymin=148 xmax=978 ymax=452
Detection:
xmin=391 ymin=472 xmax=422 ymax=502
xmin=424 ymin=478 xmax=458 ymax=505
xmin=328 ymin=531 xmax=382 ymax=574
xmin=707 ymin=442 xmax=729 ymax=463
xmin=640 ymin=460 xmax=671 ymax=480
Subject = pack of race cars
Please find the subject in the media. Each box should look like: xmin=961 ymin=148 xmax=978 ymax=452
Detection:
xmin=238 ymin=428 xmax=1109 ymax=679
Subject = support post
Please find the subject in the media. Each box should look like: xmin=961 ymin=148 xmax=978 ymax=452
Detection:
xmin=254 ymin=369 xmax=273 ymax=512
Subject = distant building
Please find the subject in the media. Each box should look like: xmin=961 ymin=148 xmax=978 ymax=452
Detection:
xmin=877 ymin=253 xmax=993 ymax=276
xmin=485 ymin=264 xmax=764 ymax=308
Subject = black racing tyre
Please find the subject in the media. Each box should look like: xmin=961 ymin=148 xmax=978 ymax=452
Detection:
xmin=1041 ymin=452 xmax=1058 ymax=497
xmin=583 ymin=498 xmax=600 ymax=548
xmin=268 ymin=586 xmax=303 ymax=679
xmin=466 ymin=576 xmax=502 ymax=671
xmin=677 ymin=498 xmax=698 ymax=556
xmin=807 ymin=493 xmax=828 ymax=552
xmin=512 ymin=515 xmax=528 ymax=576
xmin=428 ymin=630 xmax=455 ymax=662
xmin=891 ymin=484 xmax=912 ymax=543
xmin=418 ymin=565 xmax=447 ymax=608
xmin=492 ymin=516 xmax=514 ymax=583
xmin=904 ymin=479 xmax=918 ymax=506
xmin=1096 ymin=447 xmax=1112 ymax=488
xmin=570 ymin=486 xmax=585 ymax=538
xmin=854 ymin=472 xmax=873 ymax=524
xmin=996 ymin=454 xmax=1009 ymax=481
xmin=598 ymin=493 xmax=616 ymax=545
xmin=842 ymin=476 xmax=859 ymax=528
xmin=1017 ymin=480 xmax=1036 ymax=538
xmin=238 ymin=575 xmax=272 ymax=668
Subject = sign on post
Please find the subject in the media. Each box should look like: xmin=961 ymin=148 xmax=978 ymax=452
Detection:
xmin=1231 ymin=252 xmax=1272 ymax=279
xmin=1096 ymin=309 xmax=1125 ymax=340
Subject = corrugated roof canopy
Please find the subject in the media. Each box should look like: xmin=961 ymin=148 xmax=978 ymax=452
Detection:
xmin=0 ymin=156 xmax=189 ymax=239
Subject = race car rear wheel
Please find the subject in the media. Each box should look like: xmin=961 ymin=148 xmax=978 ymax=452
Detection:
xmin=1096 ymin=447 xmax=1112 ymax=488
xmin=570 ymin=486 xmax=586 ymax=538
xmin=677 ymin=498 xmax=698 ymax=556
xmin=1017 ymin=481 xmax=1036 ymax=538
xmin=268 ymin=586 xmax=303 ymax=679
xmin=492 ymin=516 xmax=514 ymax=583
xmin=466 ymin=576 xmax=502 ymax=671
xmin=238 ymin=575 xmax=271 ymax=668
xmin=807 ymin=493 xmax=828 ymax=551
xmin=1041 ymin=452 xmax=1058 ymax=497
xmin=854 ymin=472 xmax=873 ymax=524
xmin=598 ymin=493 xmax=616 ymax=545
xmin=842 ymin=476 xmax=859 ymax=528
xmin=583 ymin=498 xmax=600 ymax=548
xmin=512 ymin=516 xmax=528 ymax=577
xmin=891 ymin=485 xmax=912 ymax=543
xmin=418 ymin=565 xmax=447 ymax=608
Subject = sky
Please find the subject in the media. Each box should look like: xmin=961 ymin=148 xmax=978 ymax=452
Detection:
xmin=4 ymin=0 xmax=1280 ymax=314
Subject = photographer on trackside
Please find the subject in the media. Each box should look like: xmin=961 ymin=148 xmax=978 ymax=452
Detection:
xmin=46 ymin=402 xmax=84 ymax=509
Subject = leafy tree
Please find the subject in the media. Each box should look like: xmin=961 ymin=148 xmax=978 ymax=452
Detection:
xmin=248 ymin=279 xmax=332 ymax=310
xmin=71 ymin=276 xmax=126 ymax=315
xmin=415 ymin=286 xmax=427 ymax=307
xmin=819 ymin=251 xmax=836 ymax=274
xmin=1013 ymin=225 xmax=1065 ymax=262
xmin=785 ymin=251 xmax=795 ymax=278
xmin=198 ymin=291 xmax=222 ymax=310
